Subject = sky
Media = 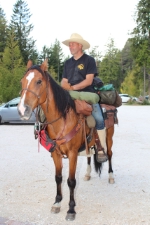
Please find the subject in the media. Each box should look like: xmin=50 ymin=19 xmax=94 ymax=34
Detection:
xmin=0 ymin=0 xmax=140 ymax=57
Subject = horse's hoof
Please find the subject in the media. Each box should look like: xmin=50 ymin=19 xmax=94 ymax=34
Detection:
xmin=109 ymin=178 xmax=115 ymax=184
xmin=51 ymin=206 xmax=60 ymax=214
xmin=84 ymin=175 xmax=91 ymax=181
xmin=65 ymin=213 xmax=76 ymax=221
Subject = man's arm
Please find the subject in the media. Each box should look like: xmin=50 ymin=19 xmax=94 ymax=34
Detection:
xmin=61 ymin=74 xmax=94 ymax=91
xmin=72 ymin=74 xmax=94 ymax=90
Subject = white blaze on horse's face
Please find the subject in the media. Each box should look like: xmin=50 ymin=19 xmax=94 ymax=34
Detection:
xmin=18 ymin=72 xmax=35 ymax=115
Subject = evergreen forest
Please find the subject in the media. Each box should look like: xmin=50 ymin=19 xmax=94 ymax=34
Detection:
xmin=0 ymin=0 xmax=150 ymax=103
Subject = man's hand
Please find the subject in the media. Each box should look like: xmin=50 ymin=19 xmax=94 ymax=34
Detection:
xmin=61 ymin=79 xmax=73 ymax=90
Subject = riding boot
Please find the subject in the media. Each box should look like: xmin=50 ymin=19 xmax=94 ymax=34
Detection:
xmin=96 ymin=128 xmax=108 ymax=163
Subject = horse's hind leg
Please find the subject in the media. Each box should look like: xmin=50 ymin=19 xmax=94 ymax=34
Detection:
xmin=106 ymin=126 xmax=115 ymax=184
xmin=84 ymin=157 xmax=91 ymax=181
xmin=66 ymin=152 xmax=77 ymax=221
xmin=51 ymin=153 xmax=63 ymax=214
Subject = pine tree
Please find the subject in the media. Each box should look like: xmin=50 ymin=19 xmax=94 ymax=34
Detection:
xmin=0 ymin=7 xmax=8 ymax=60
xmin=89 ymin=46 xmax=102 ymax=72
xmin=134 ymin=0 xmax=150 ymax=48
xmin=38 ymin=45 xmax=51 ymax=64
xmin=130 ymin=0 xmax=150 ymax=97
xmin=121 ymin=39 xmax=135 ymax=84
xmin=47 ymin=39 xmax=64 ymax=82
xmin=9 ymin=0 xmax=37 ymax=64
xmin=0 ymin=28 xmax=25 ymax=102
xmin=99 ymin=38 xmax=122 ymax=90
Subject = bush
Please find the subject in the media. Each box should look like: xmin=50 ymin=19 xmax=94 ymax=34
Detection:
xmin=141 ymin=100 xmax=150 ymax=105
xmin=127 ymin=99 xmax=139 ymax=105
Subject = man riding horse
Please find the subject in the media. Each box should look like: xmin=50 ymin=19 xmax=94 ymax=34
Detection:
xmin=61 ymin=33 xmax=107 ymax=163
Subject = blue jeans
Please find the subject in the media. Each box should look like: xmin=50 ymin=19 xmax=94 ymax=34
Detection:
xmin=92 ymin=103 xmax=105 ymax=130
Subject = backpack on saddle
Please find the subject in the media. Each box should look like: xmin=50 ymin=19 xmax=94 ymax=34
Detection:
xmin=93 ymin=79 xmax=122 ymax=108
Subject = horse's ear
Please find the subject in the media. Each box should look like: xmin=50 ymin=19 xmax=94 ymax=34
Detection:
xmin=27 ymin=60 xmax=33 ymax=69
xmin=41 ymin=58 xmax=48 ymax=71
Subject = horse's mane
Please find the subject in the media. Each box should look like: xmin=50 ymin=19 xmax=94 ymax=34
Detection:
xmin=45 ymin=71 xmax=76 ymax=118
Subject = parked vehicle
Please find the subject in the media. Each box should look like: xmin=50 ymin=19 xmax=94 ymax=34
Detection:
xmin=119 ymin=94 xmax=139 ymax=103
xmin=131 ymin=96 xmax=139 ymax=102
xmin=119 ymin=94 xmax=132 ymax=103
xmin=0 ymin=97 xmax=36 ymax=124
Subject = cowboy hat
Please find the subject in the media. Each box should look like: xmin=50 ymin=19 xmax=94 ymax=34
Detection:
xmin=62 ymin=33 xmax=90 ymax=50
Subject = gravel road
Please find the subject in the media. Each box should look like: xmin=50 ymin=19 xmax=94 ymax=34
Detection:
xmin=0 ymin=105 xmax=150 ymax=225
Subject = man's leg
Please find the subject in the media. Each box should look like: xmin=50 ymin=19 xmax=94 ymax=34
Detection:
xmin=92 ymin=104 xmax=108 ymax=163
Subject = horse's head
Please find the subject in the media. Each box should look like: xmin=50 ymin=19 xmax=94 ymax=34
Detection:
xmin=18 ymin=59 xmax=48 ymax=120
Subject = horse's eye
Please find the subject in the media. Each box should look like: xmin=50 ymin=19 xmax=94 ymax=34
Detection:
xmin=37 ymin=80 xmax=42 ymax=85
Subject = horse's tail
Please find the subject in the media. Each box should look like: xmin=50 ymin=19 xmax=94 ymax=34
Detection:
xmin=93 ymin=153 xmax=103 ymax=176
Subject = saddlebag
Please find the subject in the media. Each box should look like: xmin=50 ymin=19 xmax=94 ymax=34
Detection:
xmin=100 ymin=104 xmax=118 ymax=129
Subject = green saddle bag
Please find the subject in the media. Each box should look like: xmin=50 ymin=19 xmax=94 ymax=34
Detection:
xmin=69 ymin=91 xmax=99 ymax=104
xmin=99 ymin=84 xmax=115 ymax=91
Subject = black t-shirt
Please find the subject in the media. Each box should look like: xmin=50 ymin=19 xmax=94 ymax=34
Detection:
xmin=62 ymin=53 xmax=97 ymax=92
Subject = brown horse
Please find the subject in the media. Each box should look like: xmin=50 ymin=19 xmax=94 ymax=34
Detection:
xmin=18 ymin=59 xmax=115 ymax=221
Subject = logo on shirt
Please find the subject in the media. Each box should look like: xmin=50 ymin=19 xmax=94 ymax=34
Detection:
xmin=77 ymin=64 xmax=84 ymax=70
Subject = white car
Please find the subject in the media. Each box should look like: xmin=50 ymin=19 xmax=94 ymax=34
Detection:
xmin=119 ymin=94 xmax=131 ymax=103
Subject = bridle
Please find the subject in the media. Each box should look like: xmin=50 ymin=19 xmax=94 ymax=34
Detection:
xmin=20 ymin=87 xmax=47 ymax=101
xmin=20 ymin=65 xmax=47 ymax=103
xmin=20 ymin=65 xmax=63 ymax=125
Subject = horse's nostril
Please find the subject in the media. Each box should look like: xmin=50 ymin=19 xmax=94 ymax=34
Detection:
xmin=25 ymin=105 xmax=30 ymax=113
xmin=24 ymin=105 xmax=32 ymax=116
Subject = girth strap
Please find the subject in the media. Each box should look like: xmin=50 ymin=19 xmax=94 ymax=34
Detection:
xmin=56 ymin=118 xmax=84 ymax=145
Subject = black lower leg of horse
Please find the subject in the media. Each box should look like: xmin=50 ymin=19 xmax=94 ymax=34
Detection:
xmin=108 ymin=155 xmax=115 ymax=183
xmin=54 ymin=175 xmax=62 ymax=203
xmin=67 ymin=178 xmax=76 ymax=214
xmin=87 ymin=156 xmax=91 ymax=165
xmin=108 ymin=158 xmax=113 ymax=173
xmin=93 ymin=152 xmax=103 ymax=175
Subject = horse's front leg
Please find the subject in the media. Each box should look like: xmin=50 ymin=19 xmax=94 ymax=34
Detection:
xmin=84 ymin=157 xmax=91 ymax=181
xmin=51 ymin=152 xmax=63 ymax=214
xmin=106 ymin=126 xmax=115 ymax=184
xmin=66 ymin=152 xmax=78 ymax=221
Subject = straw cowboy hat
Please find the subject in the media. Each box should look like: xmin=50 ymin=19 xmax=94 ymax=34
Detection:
xmin=62 ymin=33 xmax=90 ymax=50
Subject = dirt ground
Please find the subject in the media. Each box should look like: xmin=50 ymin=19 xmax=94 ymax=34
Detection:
xmin=0 ymin=105 xmax=150 ymax=225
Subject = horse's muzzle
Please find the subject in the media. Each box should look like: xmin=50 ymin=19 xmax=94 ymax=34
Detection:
xmin=17 ymin=104 xmax=32 ymax=120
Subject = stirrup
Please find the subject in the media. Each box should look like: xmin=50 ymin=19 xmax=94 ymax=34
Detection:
xmin=96 ymin=153 xmax=108 ymax=163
